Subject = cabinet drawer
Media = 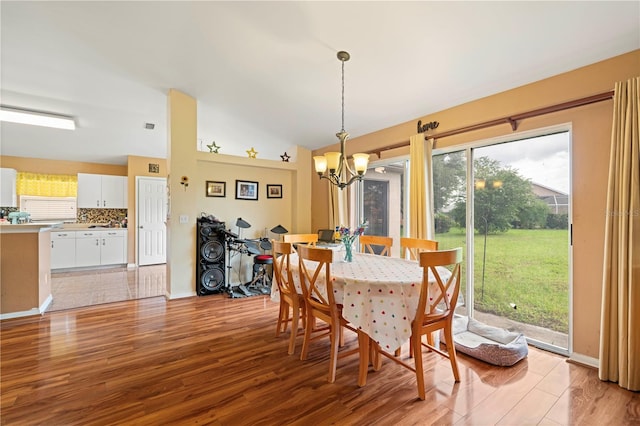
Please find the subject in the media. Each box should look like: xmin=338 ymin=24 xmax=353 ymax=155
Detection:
xmin=76 ymin=231 xmax=99 ymax=238
xmin=52 ymin=232 xmax=76 ymax=240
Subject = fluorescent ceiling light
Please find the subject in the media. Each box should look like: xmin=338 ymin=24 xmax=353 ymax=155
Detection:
xmin=0 ymin=106 xmax=76 ymax=130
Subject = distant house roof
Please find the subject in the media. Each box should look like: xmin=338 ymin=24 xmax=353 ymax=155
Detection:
xmin=531 ymin=182 xmax=567 ymax=197
xmin=531 ymin=182 xmax=568 ymax=214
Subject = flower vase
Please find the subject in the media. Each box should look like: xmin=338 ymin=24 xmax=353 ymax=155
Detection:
xmin=343 ymin=239 xmax=354 ymax=262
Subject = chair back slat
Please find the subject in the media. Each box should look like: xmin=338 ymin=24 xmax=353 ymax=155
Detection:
xmin=359 ymin=235 xmax=393 ymax=256
xmin=272 ymin=240 xmax=295 ymax=296
xmin=416 ymin=248 xmax=462 ymax=320
xmin=400 ymin=237 xmax=439 ymax=260
xmin=283 ymin=234 xmax=318 ymax=247
xmin=297 ymin=245 xmax=334 ymax=311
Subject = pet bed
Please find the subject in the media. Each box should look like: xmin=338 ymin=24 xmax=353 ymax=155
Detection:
xmin=441 ymin=316 xmax=528 ymax=366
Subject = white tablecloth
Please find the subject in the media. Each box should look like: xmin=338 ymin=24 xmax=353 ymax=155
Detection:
xmin=271 ymin=252 xmax=450 ymax=352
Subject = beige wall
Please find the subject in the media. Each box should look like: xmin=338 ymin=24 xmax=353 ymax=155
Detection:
xmin=126 ymin=155 xmax=168 ymax=264
xmin=166 ymin=90 xmax=312 ymax=298
xmin=0 ymin=156 xmax=126 ymax=176
xmin=311 ymin=50 xmax=640 ymax=361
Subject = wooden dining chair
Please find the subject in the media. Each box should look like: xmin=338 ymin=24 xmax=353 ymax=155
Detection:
xmin=272 ymin=240 xmax=306 ymax=355
xmin=400 ymin=237 xmax=439 ymax=260
xmin=359 ymin=235 xmax=393 ymax=256
xmin=297 ymin=245 xmax=360 ymax=383
xmin=371 ymin=247 xmax=463 ymax=400
xmin=283 ymin=233 xmax=318 ymax=246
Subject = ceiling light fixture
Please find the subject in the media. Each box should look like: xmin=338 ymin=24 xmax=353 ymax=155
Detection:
xmin=313 ymin=51 xmax=369 ymax=190
xmin=0 ymin=105 xmax=76 ymax=130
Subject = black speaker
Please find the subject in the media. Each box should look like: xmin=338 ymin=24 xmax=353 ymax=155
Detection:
xmin=196 ymin=218 xmax=226 ymax=295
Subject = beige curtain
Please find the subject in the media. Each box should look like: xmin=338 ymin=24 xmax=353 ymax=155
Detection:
xmin=408 ymin=134 xmax=435 ymax=239
xmin=599 ymin=76 xmax=640 ymax=391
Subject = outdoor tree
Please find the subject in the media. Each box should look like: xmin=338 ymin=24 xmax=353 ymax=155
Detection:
xmin=432 ymin=151 xmax=466 ymax=213
xmin=451 ymin=156 xmax=543 ymax=233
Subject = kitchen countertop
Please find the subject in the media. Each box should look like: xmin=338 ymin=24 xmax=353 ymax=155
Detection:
xmin=0 ymin=222 xmax=63 ymax=233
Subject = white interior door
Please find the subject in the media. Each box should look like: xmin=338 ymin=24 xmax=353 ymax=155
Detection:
xmin=137 ymin=177 xmax=167 ymax=266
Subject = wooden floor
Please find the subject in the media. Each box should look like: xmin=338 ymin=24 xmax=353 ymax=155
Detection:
xmin=1 ymin=295 xmax=637 ymax=425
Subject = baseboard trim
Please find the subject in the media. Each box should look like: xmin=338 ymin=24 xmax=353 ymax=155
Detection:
xmin=568 ymin=352 xmax=599 ymax=369
xmin=166 ymin=291 xmax=196 ymax=300
xmin=0 ymin=294 xmax=54 ymax=320
xmin=39 ymin=294 xmax=53 ymax=314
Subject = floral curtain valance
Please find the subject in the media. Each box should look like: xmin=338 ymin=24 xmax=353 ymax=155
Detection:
xmin=16 ymin=172 xmax=78 ymax=197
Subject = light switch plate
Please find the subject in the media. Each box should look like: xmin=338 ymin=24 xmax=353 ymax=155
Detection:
xmin=179 ymin=215 xmax=188 ymax=224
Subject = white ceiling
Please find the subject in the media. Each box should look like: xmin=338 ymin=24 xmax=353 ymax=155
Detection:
xmin=1 ymin=1 xmax=638 ymax=165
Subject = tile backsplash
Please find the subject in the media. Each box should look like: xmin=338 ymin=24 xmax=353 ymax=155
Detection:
xmin=77 ymin=208 xmax=127 ymax=224
xmin=0 ymin=206 xmax=127 ymax=224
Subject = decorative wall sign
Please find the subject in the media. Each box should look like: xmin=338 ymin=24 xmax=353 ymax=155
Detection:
xmin=148 ymin=163 xmax=160 ymax=173
xmin=417 ymin=119 xmax=439 ymax=133
xmin=235 ymin=180 xmax=259 ymax=200
xmin=267 ymin=184 xmax=282 ymax=199
xmin=206 ymin=181 xmax=226 ymax=198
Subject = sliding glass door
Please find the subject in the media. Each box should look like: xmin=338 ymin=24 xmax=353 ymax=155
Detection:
xmin=360 ymin=131 xmax=571 ymax=354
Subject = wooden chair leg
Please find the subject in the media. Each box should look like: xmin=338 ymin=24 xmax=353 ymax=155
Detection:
xmin=300 ymin=309 xmax=313 ymax=361
xmin=444 ymin=324 xmax=460 ymax=382
xmin=412 ymin=332 xmax=426 ymax=401
xmin=275 ymin=301 xmax=287 ymax=336
xmin=328 ymin=322 xmax=339 ymax=383
xmin=287 ymin=303 xmax=300 ymax=355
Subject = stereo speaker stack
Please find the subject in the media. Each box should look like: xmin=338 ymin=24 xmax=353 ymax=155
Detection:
xmin=196 ymin=216 xmax=227 ymax=295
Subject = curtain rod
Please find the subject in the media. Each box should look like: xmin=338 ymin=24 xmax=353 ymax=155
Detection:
xmin=366 ymin=90 xmax=614 ymax=158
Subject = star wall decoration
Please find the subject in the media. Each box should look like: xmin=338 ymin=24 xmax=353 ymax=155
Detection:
xmin=207 ymin=141 xmax=221 ymax=153
xmin=246 ymin=147 xmax=258 ymax=158
xmin=280 ymin=152 xmax=290 ymax=162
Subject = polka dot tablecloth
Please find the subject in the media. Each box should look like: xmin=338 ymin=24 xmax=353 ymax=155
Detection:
xmin=271 ymin=252 xmax=451 ymax=352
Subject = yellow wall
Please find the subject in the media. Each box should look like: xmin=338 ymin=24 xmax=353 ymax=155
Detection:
xmin=126 ymin=155 xmax=168 ymax=264
xmin=0 ymin=156 xmax=126 ymax=176
xmin=312 ymin=50 xmax=640 ymax=361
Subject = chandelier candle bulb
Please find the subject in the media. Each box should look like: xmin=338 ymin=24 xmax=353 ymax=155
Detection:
xmin=352 ymin=153 xmax=370 ymax=174
xmin=313 ymin=156 xmax=328 ymax=174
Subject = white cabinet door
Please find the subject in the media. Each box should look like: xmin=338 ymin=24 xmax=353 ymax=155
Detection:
xmin=100 ymin=230 xmax=126 ymax=265
xmin=51 ymin=232 xmax=76 ymax=269
xmin=101 ymin=175 xmax=124 ymax=208
xmin=75 ymin=231 xmax=101 ymax=267
xmin=77 ymin=174 xmax=102 ymax=208
xmin=0 ymin=168 xmax=17 ymax=207
xmin=77 ymin=174 xmax=127 ymax=209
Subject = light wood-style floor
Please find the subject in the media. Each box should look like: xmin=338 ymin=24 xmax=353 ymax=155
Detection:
xmin=1 ymin=295 xmax=638 ymax=425
xmin=49 ymin=265 xmax=166 ymax=311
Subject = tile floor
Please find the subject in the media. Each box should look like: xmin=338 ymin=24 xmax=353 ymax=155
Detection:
xmin=49 ymin=265 xmax=166 ymax=311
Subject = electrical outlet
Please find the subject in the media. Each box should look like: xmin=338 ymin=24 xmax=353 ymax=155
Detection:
xmin=179 ymin=215 xmax=188 ymax=224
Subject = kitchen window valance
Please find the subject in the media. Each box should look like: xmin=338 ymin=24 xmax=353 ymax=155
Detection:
xmin=16 ymin=172 xmax=77 ymax=197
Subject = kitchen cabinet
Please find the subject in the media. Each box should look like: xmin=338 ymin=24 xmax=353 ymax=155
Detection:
xmin=51 ymin=231 xmax=76 ymax=269
xmin=75 ymin=231 xmax=101 ymax=267
xmin=0 ymin=168 xmax=17 ymax=207
xmin=52 ymin=229 xmax=127 ymax=269
xmin=77 ymin=174 xmax=127 ymax=209
xmin=99 ymin=230 xmax=126 ymax=265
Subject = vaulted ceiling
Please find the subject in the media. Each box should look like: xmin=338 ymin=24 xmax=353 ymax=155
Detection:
xmin=1 ymin=1 xmax=638 ymax=165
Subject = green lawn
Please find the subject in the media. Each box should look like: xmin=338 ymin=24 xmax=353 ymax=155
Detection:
xmin=436 ymin=228 xmax=570 ymax=333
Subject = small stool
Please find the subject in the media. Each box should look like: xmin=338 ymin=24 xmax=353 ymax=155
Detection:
xmin=251 ymin=254 xmax=273 ymax=287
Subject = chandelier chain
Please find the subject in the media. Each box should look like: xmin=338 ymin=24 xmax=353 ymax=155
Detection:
xmin=341 ymin=58 xmax=345 ymax=133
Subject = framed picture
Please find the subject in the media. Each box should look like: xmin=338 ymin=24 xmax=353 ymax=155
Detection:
xmin=206 ymin=181 xmax=226 ymax=198
xmin=235 ymin=180 xmax=259 ymax=200
xmin=267 ymin=184 xmax=282 ymax=199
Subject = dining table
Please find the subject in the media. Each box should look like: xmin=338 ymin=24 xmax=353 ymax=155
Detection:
xmin=270 ymin=249 xmax=452 ymax=385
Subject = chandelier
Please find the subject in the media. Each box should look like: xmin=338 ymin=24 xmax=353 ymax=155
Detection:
xmin=313 ymin=51 xmax=369 ymax=190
